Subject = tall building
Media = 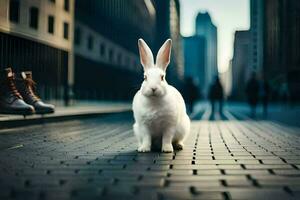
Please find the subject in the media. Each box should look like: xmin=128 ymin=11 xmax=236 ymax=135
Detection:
xmin=0 ymin=0 xmax=184 ymax=102
xmin=263 ymin=0 xmax=300 ymax=101
xmin=250 ymin=0 xmax=264 ymax=76
xmin=219 ymin=65 xmax=232 ymax=98
xmin=153 ymin=0 xmax=184 ymax=87
xmin=231 ymin=30 xmax=251 ymax=100
xmin=183 ymin=36 xmax=206 ymax=96
xmin=74 ymin=0 xmax=184 ymax=100
xmin=195 ymin=12 xmax=218 ymax=96
xmin=0 ymin=0 xmax=75 ymax=105
xmin=74 ymin=0 xmax=157 ymax=100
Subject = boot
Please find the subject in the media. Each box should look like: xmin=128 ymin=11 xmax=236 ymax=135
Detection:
xmin=0 ymin=68 xmax=35 ymax=115
xmin=15 ymin=71 xmax=55 ymax=114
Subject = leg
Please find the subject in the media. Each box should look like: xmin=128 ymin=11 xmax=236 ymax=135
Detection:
xmin=219 ymin=99 xmax=223 ymax=115
xmin=173 ymin=115 xmax=190 ymax=150
xmin=250 ymin=104 xmax=255 ymax=118
xmin=253 ymin=104 xmax=257 ymax=118
xmin=133 ymin=123 xmax=142 ymax=147
xmin=162 ymin=128 xmax=175 ymax=153
xmin=211 ymin=100 xmax=215 ymax=114
xmin=173 ymin=140 xmax=184 ymax=150
xmin=137 ymin=125 xmax=151 ymax=152
xmin=190 ymin=101 xmax=194 ymax=113
xmin=210 ymin=100 xmax=215 ymax=120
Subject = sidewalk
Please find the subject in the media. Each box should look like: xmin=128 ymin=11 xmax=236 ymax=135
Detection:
xmin=0 ymin=111 xmax=300 ymax=199
xmin=226 ymin=102 xmax=300 ymax=128
xmin=0 ymin=101 xmax=131 ymax=128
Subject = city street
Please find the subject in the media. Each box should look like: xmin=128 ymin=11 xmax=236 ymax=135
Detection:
xmin=0 ymin=0 xmax=299 ymax=199
xmin=1 ymin=107 xmax=300 ymax=200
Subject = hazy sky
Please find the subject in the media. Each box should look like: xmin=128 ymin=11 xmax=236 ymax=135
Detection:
xmin=180 ymin=0 xmax=250 ymax=73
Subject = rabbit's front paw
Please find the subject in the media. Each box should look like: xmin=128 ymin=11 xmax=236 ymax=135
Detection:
xmin=162 ymin=143 xmax=173 ymax=153
xmin=173 ymin=142 xmax=184 ymax=150
xmin=138 ymin=145 xmax=151 ymax=152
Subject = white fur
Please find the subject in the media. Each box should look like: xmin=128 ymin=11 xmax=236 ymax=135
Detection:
xmin=132 ymin=39 xmax=190 ymax=153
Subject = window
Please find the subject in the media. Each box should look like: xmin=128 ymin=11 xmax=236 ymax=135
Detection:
xmin=29 ymin=7 xmax=39 ymax=29
xmin=48 ymin=15 xmax=55 ymax=34
xmin=74 ymin=27 xmax=81 ymax=45
xmin=9 ymin=0 xmax=20 ymax=23
xmin=64 ymin=0 xmax=70 ymax=12
xmin=63 ymin=22 xmax=69 ymax=39
xmin=100 ymin=43 xmax=105 ymax=56
xmin=87 ymin=35 xmax=93 ymax=50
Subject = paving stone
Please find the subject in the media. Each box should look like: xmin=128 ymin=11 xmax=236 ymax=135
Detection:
xmin=224 ymin=179 xmax=254 ymax=187
xmin=273 ymin=169 xmax=300 ymax=176
xmin=236 ymin=159 xmax=261 ymax=164
xmin=245 ymin=164 xmax=294 ymax=169
xmin=167 ymin=175 xmax=249 ymax=181
xmin=161 ymin=193 xmax=223 ymax=200
xmin=0 ymin=113 xmax=299 ymax=200
xmin=285 ymin=160 xmax=300 ymax=164
xmin=196 ymin=160 xmax=238 ymax=164
xmin=229 ymin=189 xmax=293 ymax=200
xmin=158 ymin=189 xmax=224 ymax=200
xmin=172 ymin=165 xmax=219 ymax=170
xmin=261 ymin=160 xmax=286 ymax=164
xmin=225 ymin=169 xmax=270 ymax=175
xmin=167 ymin=170 xmax=194 ymax=175
xmin=257 ymin=179 xmax=300 ymax=186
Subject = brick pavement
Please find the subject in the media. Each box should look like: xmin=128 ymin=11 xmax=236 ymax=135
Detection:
xmin=0 ymin=112 xmax=300 ymax=200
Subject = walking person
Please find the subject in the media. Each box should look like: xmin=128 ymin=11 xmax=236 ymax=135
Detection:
xmin=183 ymin=77 xmax=199 ymax=114
xmin=261 ymin=80 xmax=270 ymax=118
xmin=245 ymin=72 xmax=259 ymax=118
xmin=208 ymin=76 xmax=224 ymax=119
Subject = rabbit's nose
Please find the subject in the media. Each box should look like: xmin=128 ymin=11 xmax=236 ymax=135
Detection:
xmin=151 ymin=87 xmax=157 ymax=92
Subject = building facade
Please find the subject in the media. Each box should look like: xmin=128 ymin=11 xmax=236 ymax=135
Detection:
xmin=183 ymin=36 xmax=206 ymax=96
xmin=195 ymin=12 xmax=218 ymax=97
xmin=0 ymin=0 xmax=184 ymax=102
xmin=231 ymin=31 xmax=251 ymax=100
xmin=250 ymin=0 xmax=264 ymax=76
xmin=263 ymin=0 xmax=300 ymax=101
xmin=153 ymin=0 xmax=184 ymax=87
xmin=0 ymin=0 xmax=75 ymax=104
xmin=73 ymin=0 xmax=157 ymax=100
xmin=74 ymin=0 xmax=183 ymax=100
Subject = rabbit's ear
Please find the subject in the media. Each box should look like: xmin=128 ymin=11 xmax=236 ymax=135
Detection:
xmin=138 ymin=39 xmax=154 ymax=70
xmin=156 ymin=39 xmax=172 ymax=71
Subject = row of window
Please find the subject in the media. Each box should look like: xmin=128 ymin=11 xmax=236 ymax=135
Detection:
xmin=49 ymin=0 xmax=70 ymax=12
xmin=75 ymin=27 xmax=139 ymax=69
xmin=9 ymin=0 xmax=70 ymax=39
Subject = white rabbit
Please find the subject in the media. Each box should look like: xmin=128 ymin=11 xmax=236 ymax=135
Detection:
xmin=132 ymin=38 xmax=190 ymax=153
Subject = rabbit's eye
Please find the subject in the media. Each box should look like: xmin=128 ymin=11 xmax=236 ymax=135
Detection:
xmin=144 ymin=75 xmax=147 ymax=81
xmin=161 ymin=75 xmax=164 ymax=81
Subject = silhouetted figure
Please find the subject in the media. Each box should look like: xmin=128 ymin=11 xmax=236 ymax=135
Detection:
xmin=184 ymin=77 xmax=199 ymax=114
xmin=261 ymin=80 xmax=270 ymax=118
xmin=208 ymin=76 xmax=224 ymax=119
xmin=246 ymin=73 xmax=259 ymax=118
xmin=279 ymin=83 xmax=290 ymax=108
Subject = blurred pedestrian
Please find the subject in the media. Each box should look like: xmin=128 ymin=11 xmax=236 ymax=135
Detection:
xmin=208 ymin=76 xmax=224 ymax=118
xmin=246 ymin=72 xmax=259 ymax=118
xmin=184 ymin=77 xmax=199 ymax=114
xmin=261 ymin=80 xmax=270 ymax=117
xmin=279 ymin=83 xmax=290 ymax=108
